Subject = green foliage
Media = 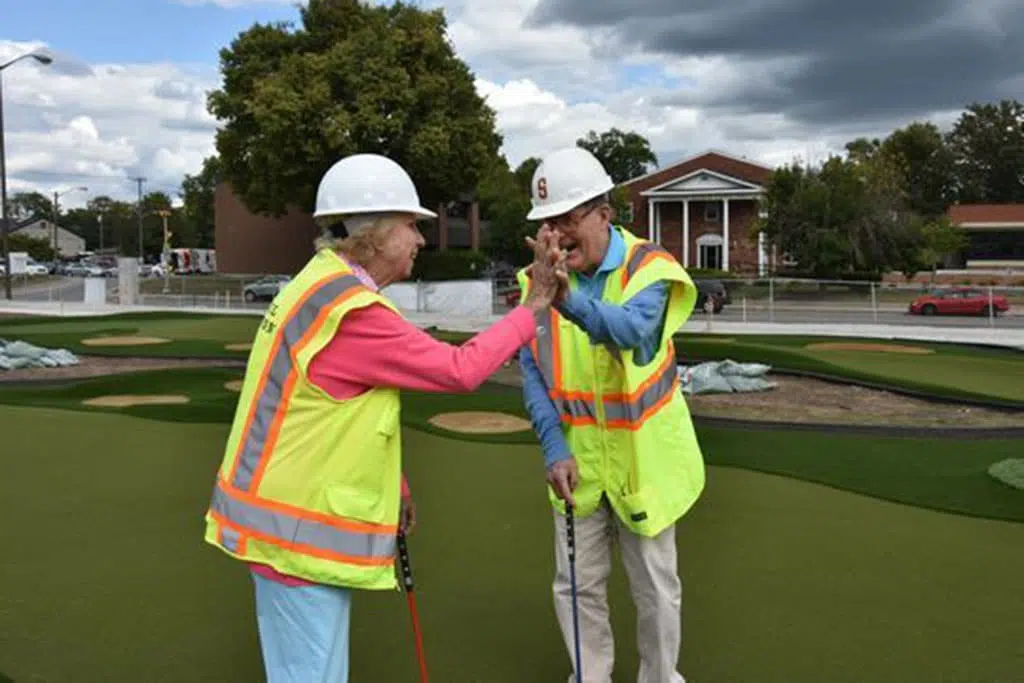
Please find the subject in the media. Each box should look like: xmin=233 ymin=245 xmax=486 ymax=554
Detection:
xmin=208 ymin=0 xmax=503 ymax=217
xmin=946 ymin=99 xmax=1024 ymax=203
xmin=410 ymin=248 xmax=490 ymax=280
xmin=576 ymin=127 xmax=657 ymax=183
xmin=757 ymin=154 xmax=918 ymax=278
xmin=6 ymin=233 xmax=54 ymax=261
xmin=478 ymin=157 xmax=534 ymax=265
xmin=7 ymin=191 xmax=53 ymax=222
xmin=180 ymin=156 xmax=220 ymax=248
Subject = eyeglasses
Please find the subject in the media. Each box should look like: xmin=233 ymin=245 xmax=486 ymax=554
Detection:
xmin=548 ymin=203 xmax=598 ymax=231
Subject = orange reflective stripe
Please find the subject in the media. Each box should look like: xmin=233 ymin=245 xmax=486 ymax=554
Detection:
xmin=228 ymin=273 xmax=364 ymax=492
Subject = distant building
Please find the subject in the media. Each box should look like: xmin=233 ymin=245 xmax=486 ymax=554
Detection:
xmin=946 ymin=204 xmax=1024 ymax=269
xmin=618 ymin=150 xmax=774 ymax=275
xmin=214 ymin=183 xmax=487 ymax=274
xmin=13 ymin=218 xmax=86 ymax=257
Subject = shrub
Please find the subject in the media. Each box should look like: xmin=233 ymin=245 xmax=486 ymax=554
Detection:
xmin=411 ymin=249 xmax=490 ymax=281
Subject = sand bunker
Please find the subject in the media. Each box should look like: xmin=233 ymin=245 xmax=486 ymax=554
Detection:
xmin=805 ymin=342 xmax=933 ymax=354
xmin=224 ymin=380 xmax=243 ymax=392
xmin=428 ymin=411 xmax=532 ymax=433
xmin=225 ymin=343 xmax=252 ymax=351
xmin=81 ymin=336 xmax=171 ymax=346
xmin=82 ymin=394 xmax=190 ymax=408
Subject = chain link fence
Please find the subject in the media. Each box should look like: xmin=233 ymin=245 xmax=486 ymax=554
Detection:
xmin=10 ymin=272 xmax=1023 ymax=330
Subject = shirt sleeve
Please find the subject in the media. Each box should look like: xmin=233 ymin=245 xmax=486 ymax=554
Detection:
xmin=308 ymin=302 xmax=538 ymax=395
xmin=555 ymin=281 xmax=670 ymax=354
xmin=519 ymin=344 xmax=572 ymax=470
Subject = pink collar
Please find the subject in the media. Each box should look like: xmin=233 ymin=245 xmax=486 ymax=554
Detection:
xmin=347 ymin=260 xmax=379 ymax=292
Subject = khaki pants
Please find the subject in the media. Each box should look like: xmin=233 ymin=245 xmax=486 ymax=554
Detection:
xmin=552 ymin=497 xmax=685 ymax=683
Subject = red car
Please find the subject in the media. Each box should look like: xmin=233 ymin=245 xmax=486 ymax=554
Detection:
xmin=908 ymin=287 xmax=1010 ymax=316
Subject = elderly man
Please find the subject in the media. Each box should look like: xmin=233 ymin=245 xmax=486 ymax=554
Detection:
xmin=516 ymin=147 xmax=706 ymax=683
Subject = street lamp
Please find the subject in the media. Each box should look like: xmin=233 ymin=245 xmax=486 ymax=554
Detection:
xmin=0 ymin=49 xmax=52 ymax=299
xmin=52 ymin=185 xmax=87 ymax=257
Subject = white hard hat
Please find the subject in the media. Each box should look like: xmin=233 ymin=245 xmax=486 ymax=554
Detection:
xmin=526 ymin=147 xmax=615 ymax=220
xmin=314 ymin=153 xmax=437 ymax=221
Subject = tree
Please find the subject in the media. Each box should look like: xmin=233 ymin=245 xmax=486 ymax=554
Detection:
xmin=879 ymin=122 xmax=956 ymax=218
xmin=947 ymin=99 xmax=1024 ymax=203
xmin=208 ymin=0 xmax=503 ymax=218
xmin=757 ymin=154 xmax=915 ymax=278
xmin=8 ymin=192 xmax=53 ymax=223
xmin=7 ymin=233 xmax=54 ymax=262
xmin=180 ymin=155 xmax=219 ymax=248
xmin=576 ymin=128 xmax=657 ymax=183
xmin=918 ymin=216 xmax=969 ymax=278
xmin=479 ymin=157 xmax=533 ymax=265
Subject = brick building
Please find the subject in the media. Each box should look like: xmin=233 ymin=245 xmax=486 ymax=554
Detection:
xmin=946 ymin=203 xmax=1024 ymax=270
xmin=214 ymin=182 xmax=485 ymax=275
xmin=619 ymin=150 xmax=773 ymax=275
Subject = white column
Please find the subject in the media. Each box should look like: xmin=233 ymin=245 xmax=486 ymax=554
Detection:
xmin=655 ymin=201 xmax=662 ymax=242
xmin=757 ymin=230 xmax=766 ymax=277
xmin=647 ymin=198 xmax=655 ymax=240
xmin=682 ymin=199 xmax=690 ymax=267
xmin=722 ymin=198 xmax=730 ymax=271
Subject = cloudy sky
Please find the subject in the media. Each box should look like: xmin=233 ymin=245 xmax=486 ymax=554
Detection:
xmin=2 ymin=0 xmax=1021 ymax=209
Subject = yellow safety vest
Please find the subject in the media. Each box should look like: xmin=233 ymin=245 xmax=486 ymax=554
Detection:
xmin=517 ymin=226 xmax=706 ymax=537
xmin=204 ymin=248 xmax=403 ymax=590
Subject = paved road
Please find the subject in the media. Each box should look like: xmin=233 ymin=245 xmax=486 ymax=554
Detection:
xmin=12 ymin=279 xmax=1022 ymax=330
xmin=699 ymin=306 xmax=1023 ymax=329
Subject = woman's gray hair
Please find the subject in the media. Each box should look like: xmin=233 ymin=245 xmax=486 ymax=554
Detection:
xmin=314 ymin=212 xmax=410 ymax=267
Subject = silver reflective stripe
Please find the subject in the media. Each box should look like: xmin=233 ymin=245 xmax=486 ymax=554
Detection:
xmin=211 ymin=483 xmax=396 ymax=560
xmin=231 ymin=274 xmax=363 ymax=491
xmin=604 ymin=360 xmax=679 ymax=424
xmin=532 ymin=308 xmax=556 ymax=389
xmin=558 ymin=396 xmax=596 ymax=422
xmin=221 ymin=525 xmax=243 ymax=553
xmin=625 ymin=242 xmax=663 ymax=280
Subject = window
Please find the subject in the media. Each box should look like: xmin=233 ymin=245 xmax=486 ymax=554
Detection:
xmin=704 ymin=202 xmax=720 ymax=222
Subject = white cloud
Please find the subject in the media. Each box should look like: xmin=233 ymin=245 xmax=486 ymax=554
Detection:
xmin=0 ymin=40 xmax=217 ymax=206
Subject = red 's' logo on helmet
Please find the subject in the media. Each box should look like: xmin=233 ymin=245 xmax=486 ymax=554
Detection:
xmin=537 ymin=177 xmax=548 ymax=199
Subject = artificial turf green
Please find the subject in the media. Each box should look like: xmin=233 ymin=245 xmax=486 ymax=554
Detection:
xmin=1 ymin=409 xmax=1021 ymax=683
xmin=3 ymin=313 xmax=1023 ymax=404
xmin=0 ymin=367 xmax=1020 ymax=523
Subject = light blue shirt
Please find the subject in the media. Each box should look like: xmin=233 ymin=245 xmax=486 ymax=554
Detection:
xmin=519 ymin=225 xmax=669 ymax=469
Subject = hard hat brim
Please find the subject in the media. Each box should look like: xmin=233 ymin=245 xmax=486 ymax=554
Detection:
xmin=525 ymin=182 xmax=615 ymax=221
xmin=314 ymin=204 xmax=438 ymax=220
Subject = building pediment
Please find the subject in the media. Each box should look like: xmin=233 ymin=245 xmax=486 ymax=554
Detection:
xmin=641 ymin=168 xmax=763 ymax=196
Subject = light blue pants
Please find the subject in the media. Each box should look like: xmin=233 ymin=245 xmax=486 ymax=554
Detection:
xmin=252 ymin=571 xmax=352 ymax=683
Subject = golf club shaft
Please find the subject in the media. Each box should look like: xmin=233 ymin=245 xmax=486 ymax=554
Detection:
xmin=397 ymin=532 xmax=429 ymax=683
xmin=567 ymin=504 xmax=582 ymax=683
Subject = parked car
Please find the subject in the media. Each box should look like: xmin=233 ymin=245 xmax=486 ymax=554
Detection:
xmin=243 ymin=275 xmax=290 ymax=302
xmin=693 ymin=278 xmax=730 ymax=313
xmin=908 ymin=287 xmax=1010 ymax=316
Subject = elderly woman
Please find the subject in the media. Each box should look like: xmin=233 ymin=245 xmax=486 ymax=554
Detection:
xmin=203 ymin=153 xmax=562 ymax=682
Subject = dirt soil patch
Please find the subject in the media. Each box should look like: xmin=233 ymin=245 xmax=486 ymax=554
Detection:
xmin=429 ymin=411 xmax=532 ymax=433
xmin=0 ymin=356 xmax=245 ymax=383
xmin=805 ymin=342 xmax=933 ymax=354
xmin=81 ymin=336 xmax=171 ymax=346
xmin=485 ymin=366 xmax=1023 ymax=428
xmin=686 ymin=375 xmax=1024 ymax=428
xmin=82 ymin=394 xmax=190 ymax=408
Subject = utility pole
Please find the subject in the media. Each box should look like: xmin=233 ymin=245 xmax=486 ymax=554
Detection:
xmin=130 ymin=176 xmax=145 ymax=261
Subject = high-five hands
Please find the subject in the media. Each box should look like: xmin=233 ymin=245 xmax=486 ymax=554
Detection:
xmin=523 ymin=224 xmax=569 ymax=309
